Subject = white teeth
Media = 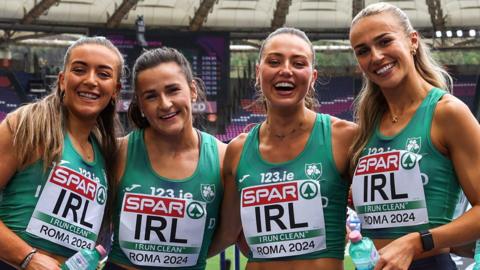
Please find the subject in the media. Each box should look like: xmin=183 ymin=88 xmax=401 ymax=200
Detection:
xmin=376 ymin=63 xmax=394 ymax=75
xmin=78 ymin=92 xmax=99 ymax=99
xmin=160 ymin=112 xmax=177 ymax=119
xmin=275 ymin=82 xmax=294 ymax=88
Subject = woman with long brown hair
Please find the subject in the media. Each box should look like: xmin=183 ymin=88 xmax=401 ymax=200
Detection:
xmin=0 ymin=37 xmax=123 ymax=269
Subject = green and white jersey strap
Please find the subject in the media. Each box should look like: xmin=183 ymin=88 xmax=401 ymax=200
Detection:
xmin=26 ymin=163 xmax=107 ymax=251
xmin=119 ymin=192 xmax=207 ymax=267
xmin=352 ymin=150 xmax=429 ymax=229
xmin=241 ymin=179 xmax=326 ymax=259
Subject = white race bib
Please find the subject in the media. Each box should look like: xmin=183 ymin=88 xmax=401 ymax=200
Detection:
xmin=241 ymin=180 xmax=326 ymax=259
xmin=26 ymin=165 xmax=107 ymax=251
xmin=352 ymin=150 xmax=428 ymax=229
xmin=119 ymin=193 xmax=206 ymax=267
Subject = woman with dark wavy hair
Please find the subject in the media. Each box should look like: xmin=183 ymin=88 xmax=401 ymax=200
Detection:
xmin=107 ymin=47 xmax=225 ymax=270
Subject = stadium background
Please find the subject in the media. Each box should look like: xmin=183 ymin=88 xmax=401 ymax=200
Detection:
xmin=0 ymin=0 xmax=479 ymax=269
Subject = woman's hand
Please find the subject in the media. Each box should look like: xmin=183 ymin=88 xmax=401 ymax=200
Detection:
xmin=25 ymin=253 xmax=61 ymax=270
xmin=374 ymin=233 xmax=422 ymax=270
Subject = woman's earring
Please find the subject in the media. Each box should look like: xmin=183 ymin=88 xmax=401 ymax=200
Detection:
xmin=141 ymin=111 xmax=145 ymax=118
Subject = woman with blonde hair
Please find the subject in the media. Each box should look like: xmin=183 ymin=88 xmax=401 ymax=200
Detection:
xmin=349 ymin=2 xmax=480 ymax=269
xmin=0 ymin=36 xmax=123 ymax=269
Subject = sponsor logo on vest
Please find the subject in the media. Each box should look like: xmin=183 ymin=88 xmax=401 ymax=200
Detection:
xmin=355 ymin=152 xmax=399 ymax=176
xmin=305 ymin=163 xmax=322 ymax=180
xmin=208 ymin=218 xmax=216 ymax=229
xmin=242 ymin=183 xmax=308 ymax=234
xmin=200 ymin=184 xmax=215 ymax=203
xmin=49 ymin=166 xmax=101 ymax=229
xmin=125 ymin=184 xmax=142 ymax=192
xmin=405 ymin=137 xmax=421 ymax=153
xmin=50 ymin=166 xmax=98 ymax=200
xmin=124 ymin=194 xmax=185 ymax=217
xmin=96 ymin=186 xmax=106 ymax=205
xmin=239 ymin=174 xmax=250 ymax=183
xmin=124 ymin=194 xmax=188 ymax=244
xmin=299 ymin=181 xmax=318 ymax=200
xmin=187 ymin=202 xmax=205 ymax=219
xmin=401 ymin=152 xmax=417 ymax=170
xmin=242 ymin=182 xmax=297 ymax=207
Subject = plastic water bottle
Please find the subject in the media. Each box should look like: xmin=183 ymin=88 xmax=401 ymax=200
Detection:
xmin=473 ymin=240 xmax=480 ymax=270
xmin=347 ymin=210 xmax=361 ymax=232
xmin=61 ymin=245 xmax=107 ymax=270
xmin=349 ymin=231 xmax=379 ymax=270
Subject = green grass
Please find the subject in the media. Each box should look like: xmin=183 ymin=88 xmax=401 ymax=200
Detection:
xmin=206 ymin=247 xmax=355 ymax=270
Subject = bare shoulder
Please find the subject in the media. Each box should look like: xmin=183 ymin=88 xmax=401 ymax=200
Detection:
xmin=0 ymin=112 xmax=21 ymax=154
xmin=116 ymin=134 xmax=131 ymax=159
xmin=226 ymin=133 xmax=248 ymax=155
xmin=3 ymin=111 xmax=19 ymax=132
xmin=115 ymin=134 xmax=130 ymax=183
xmin=0 ymin=117 xmax=15 ymax=146
xmin=214 ymin=138 xmax=227 ymax=160
xmin=223 ymin=133 xmax=248 ymax=175
xmin=214 ymin=137 xmax=227 ymax=172
xmin=0 ymin=115 xmax=19 ymax=188
xmin=433 ymin=93 xmax=480 ymax=150
xmin=330 ymin=116 xmax=358 ymax=143
xmin=435 ymin=94 xmax=473 ymax=124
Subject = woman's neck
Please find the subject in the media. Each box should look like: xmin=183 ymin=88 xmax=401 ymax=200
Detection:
xmin=263 ymin=107 xmax=314 ymax=140
xmin=381 ymin=75 xmax=433 ymax=118
xmin=66 ymin=115 xmax=96 ymax=144
xmin=145 ymin=126 xmax=198 ymax=154
xmin=381 ymin=72 xmax=433 ymax=126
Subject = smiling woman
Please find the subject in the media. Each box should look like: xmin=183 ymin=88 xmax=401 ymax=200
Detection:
xmin=0 ymin=37 xmax=123 ymax=270
xmin=349 ymin=3 xmax=480 ymax=270
xmin=106 ymin=47 xmax=226 ymax=270
xmin=208 ymin=27 xmax=357 ymax=270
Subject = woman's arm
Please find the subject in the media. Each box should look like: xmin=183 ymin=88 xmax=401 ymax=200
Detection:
xmin=0 ymin=118 xmax=61 ymax=270
xmin=427 ymin=95 xmax=480 ymax=249
xmin=374 ymin=95 xmax=480 ymax=270
xmin=208 ymin=135 xmax=246 ymax=257
xmin=330 ymin=117 xmax=358 ymax=178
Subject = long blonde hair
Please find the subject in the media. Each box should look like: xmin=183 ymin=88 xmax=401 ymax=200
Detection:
xmin=9 ymin=37 xmax=124 ymax=172
xmin=8 ymin=37 xmax=124 ymax=229
xmin=349 ymin=3 xmax=452 ymax=172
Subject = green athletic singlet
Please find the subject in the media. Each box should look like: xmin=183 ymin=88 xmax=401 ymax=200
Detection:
xmin=0 ymin=134 xmax=107 ymax=257
xmin=109 ymin=129 xmax=223 ymax=270
xmin=236 ymin=113 xmax=348 ymax=262
xmin=352 ymin=88 xmax=460 ymax=239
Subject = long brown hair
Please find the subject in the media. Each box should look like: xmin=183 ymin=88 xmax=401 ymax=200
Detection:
xmin=8 ymin=36 xmax=124 ymax=228
xmin=349 ymin=3 xmax=452 ymax=172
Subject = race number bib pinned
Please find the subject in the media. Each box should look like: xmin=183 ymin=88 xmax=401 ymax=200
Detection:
xmin=26 ymin=165 xmax=106 ymax=251
xmin=241 ymin=180 xmax=326 ymax=259
xmin=352 ymin=150 xmax=428 ymax=229
xmin=119 ymin=193 xmax=207 ymax=267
